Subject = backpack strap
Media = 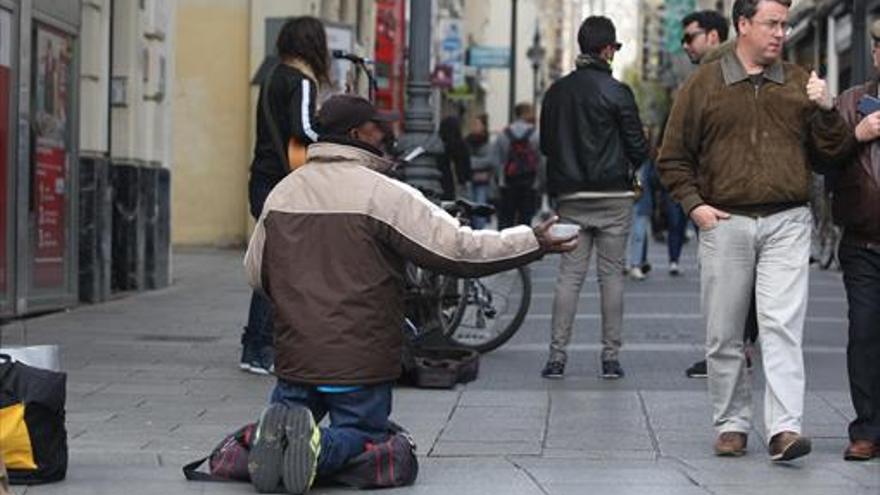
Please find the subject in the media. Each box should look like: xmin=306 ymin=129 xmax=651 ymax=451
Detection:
xmin=505 ymin=126 xmax=534 ymax=143
xmin=182 ymin=457 xmax=235 ymax=483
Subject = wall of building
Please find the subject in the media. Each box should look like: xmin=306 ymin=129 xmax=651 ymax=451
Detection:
xmin=171 ymin=0 xmax=249 ymax=246
xmin=171 ymin=0 xmax=378 ymax=247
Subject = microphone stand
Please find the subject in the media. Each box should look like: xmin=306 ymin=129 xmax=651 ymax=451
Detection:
xmin=353 ymin=60 xmax=378 ymax=103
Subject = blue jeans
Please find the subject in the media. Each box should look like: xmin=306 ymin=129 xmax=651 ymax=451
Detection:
xmin=270 ymin=380 xmax=392 ymax=475
xmin=243 ymin=173 xmax=278 ymax=350
xmin=470 ymin=182 xmax=490 ymax=229
xmin=663 ymin=191 xmax=687 ymax=263
xmin=839 ymin=244 xmax=880 ymax=442
xmin=627 ymin=214 xmax=651 ymax=268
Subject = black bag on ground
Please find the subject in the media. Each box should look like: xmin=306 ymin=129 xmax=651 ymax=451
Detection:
xmin=400 ymin=343 xmax=480 ymax=389
xmin=0 ymin=354 xmax=68 ymax=485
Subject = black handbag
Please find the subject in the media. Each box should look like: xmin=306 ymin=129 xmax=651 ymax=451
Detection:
xmin=0 ymin=354 xmax=68 ymax=485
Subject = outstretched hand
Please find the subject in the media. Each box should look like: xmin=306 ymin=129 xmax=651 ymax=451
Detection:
xmin=533 ymin=216 xmax=578 ymax=253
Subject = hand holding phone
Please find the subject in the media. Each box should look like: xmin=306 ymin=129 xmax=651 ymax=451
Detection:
xmin=855 ymin=96 xmax=880 ymax=143
xmin=858 ymin=95 xmax=880 ymax=116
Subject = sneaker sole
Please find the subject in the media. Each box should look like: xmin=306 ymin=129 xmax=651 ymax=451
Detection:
xmin=246 ymin=366 xmax=272 ymax=376
xmin=600 ymin=374 xmax=623 ymax=379
xmin=771 ymin=437 xmax=812 ymax=462
xmin=541 ymin=374 xmax=564 ymax=380
xmin=282 ymin=407 xmax=319 ymax=495
xmin=843 ymin=451 xmax=875 ymax=461
xmin=714 ymin=447 xmax=747 ymax=457
xmin=248 ymin=404 xmax=292 ymax=493
xmin=685 ymin=372 xmax=708 ymax=379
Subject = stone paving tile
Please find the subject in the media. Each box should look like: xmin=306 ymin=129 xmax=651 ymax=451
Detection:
xmin=709 ymin=486 xmax=877 ymax=495
xmin=543 ymin=484 xmax=711 ymax=495
xmin=510 ymin=458 xmax=693 ymax=485
xmin=539 ymin=448 xmax=657 ymax=460
xmin=430 ymin=440 xmax=542 ymax=456
xmin=545 ymin=431 xmax=655 ymax=453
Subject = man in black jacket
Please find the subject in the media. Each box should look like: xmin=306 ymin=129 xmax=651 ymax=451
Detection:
xmin=539 ymin=16 xmax=649 ymax=380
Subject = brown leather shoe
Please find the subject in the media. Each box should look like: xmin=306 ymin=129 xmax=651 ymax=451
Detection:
xmin=769 ymin=431 xmax=811 ymax=461
xmin=714 ymin=431 xmax=748 ymax=457
xmin=843 ymin=440 xmax=878 ymax=461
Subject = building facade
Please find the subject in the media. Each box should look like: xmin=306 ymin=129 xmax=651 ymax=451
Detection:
xmin=1 ymin=0 xmax=174 ymax=318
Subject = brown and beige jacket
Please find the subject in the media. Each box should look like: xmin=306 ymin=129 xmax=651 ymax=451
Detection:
xmin=245 ymin=142 xmax=542 ymax=386
xmin=658 ymin=49 xmax=853 ymax=215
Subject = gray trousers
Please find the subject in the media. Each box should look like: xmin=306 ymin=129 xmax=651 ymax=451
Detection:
xmin=549 ymin=198 xmax=632 ymax=363
xmin=700 ymin=207 xmax=811 ymax=441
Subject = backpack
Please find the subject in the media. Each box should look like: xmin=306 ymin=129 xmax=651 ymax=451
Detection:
xmin=503 ymin=127 xmax=539 ymax=187
xmin=0 ymin=354 xmax=68 ymax=485
xmin=183 ymin=420 xmax=418 ymax=488
xmin=182 ymin=423 xmax=255 ymax=482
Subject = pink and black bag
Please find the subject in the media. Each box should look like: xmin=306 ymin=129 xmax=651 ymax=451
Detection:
xmin=182 ymin=423 xmax=255 ymax=482
xmin=183 ymin=420 xmax=418 ymax=488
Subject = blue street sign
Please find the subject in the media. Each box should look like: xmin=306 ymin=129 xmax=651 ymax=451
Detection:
xmin=467 ymin=45 xmax=511 ymax=68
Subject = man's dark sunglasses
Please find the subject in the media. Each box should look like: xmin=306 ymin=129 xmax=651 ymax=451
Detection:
xmin=681 ymin=29 xmax=705 ymax=45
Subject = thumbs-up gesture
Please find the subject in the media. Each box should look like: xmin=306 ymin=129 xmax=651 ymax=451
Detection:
xmin=806 ymin=71 xmax=833 ymax=111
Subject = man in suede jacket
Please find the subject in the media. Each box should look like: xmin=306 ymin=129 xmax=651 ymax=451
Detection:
xmin=658 ymin=0 xmax=854 ymax=462
xmin=830 ymin=19 xmax=880 ymax=462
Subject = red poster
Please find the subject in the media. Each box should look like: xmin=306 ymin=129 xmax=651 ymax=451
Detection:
xmin=33 ymin=142 xmax=65 ymax=288
xmin=0 ymin=9 xmax=10 ymax=294
xmin=374 ymin=0 xmax=405 ymax=116
xmin=31 ymin=25 xmax=71 ymax=289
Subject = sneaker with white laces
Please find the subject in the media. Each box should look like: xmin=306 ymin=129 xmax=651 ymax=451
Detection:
xmin=541 ymin=360 xmax=565 ymax=379
xmin=628 ymin=266 xmax=646 ymax=281
xmin=600 ymin=360 xmax=625 ymax=379
xmin=245 ymin=346 xmax=275 ymax=376
xmin=669 ymin=262 xmax=681 ymax=276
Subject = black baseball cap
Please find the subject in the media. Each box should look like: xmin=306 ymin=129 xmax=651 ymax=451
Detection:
xmin=317 ymin=95 xmax=396 ymax=136
xmin=578 ymin=16 xmax=622 ymax=54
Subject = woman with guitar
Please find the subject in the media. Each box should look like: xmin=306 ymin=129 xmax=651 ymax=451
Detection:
xmin=241 ymin=16 xmax=331 ymax=375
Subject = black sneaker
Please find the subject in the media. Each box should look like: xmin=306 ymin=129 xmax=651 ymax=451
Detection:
xmin=600 ymin=360 xmax=625 ymax=379
xmin=247 ymin=346 xmax=275 ymax=376
xmin=541 ymin=361 xmax=565 ymax=379
xmin=685 ymin=359 xmax=708 ymax=378
xmin=282 ymin=406 xmax=321 ymax=494
xmin=240 ymin=344 xmax=257 ymax=371
xmin=248 ymin=404 xmax=292 ymax=493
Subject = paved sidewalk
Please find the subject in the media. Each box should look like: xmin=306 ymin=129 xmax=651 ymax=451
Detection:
xmin=1 ymin=247 xmax=877 ymax=495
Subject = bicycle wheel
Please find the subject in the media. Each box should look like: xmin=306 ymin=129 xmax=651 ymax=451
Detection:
xmin=439 ymin=266 xmax=531 ymax=353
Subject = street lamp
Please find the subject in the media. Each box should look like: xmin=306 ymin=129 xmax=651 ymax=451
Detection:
xmin=526 ymin=27 xmax=546 ymax=109
xmin=397 ymin=0 xmax=442 ymax=196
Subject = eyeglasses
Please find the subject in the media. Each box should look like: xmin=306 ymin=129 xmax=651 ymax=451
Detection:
xmin=751 ymin=18 xmax=793 ymax=37
xmin=681 ymin=29 xmax=705 ymax=45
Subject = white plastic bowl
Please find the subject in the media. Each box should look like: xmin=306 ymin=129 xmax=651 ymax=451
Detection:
xmin=549 ymin=223 xmax=580 ymax=239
